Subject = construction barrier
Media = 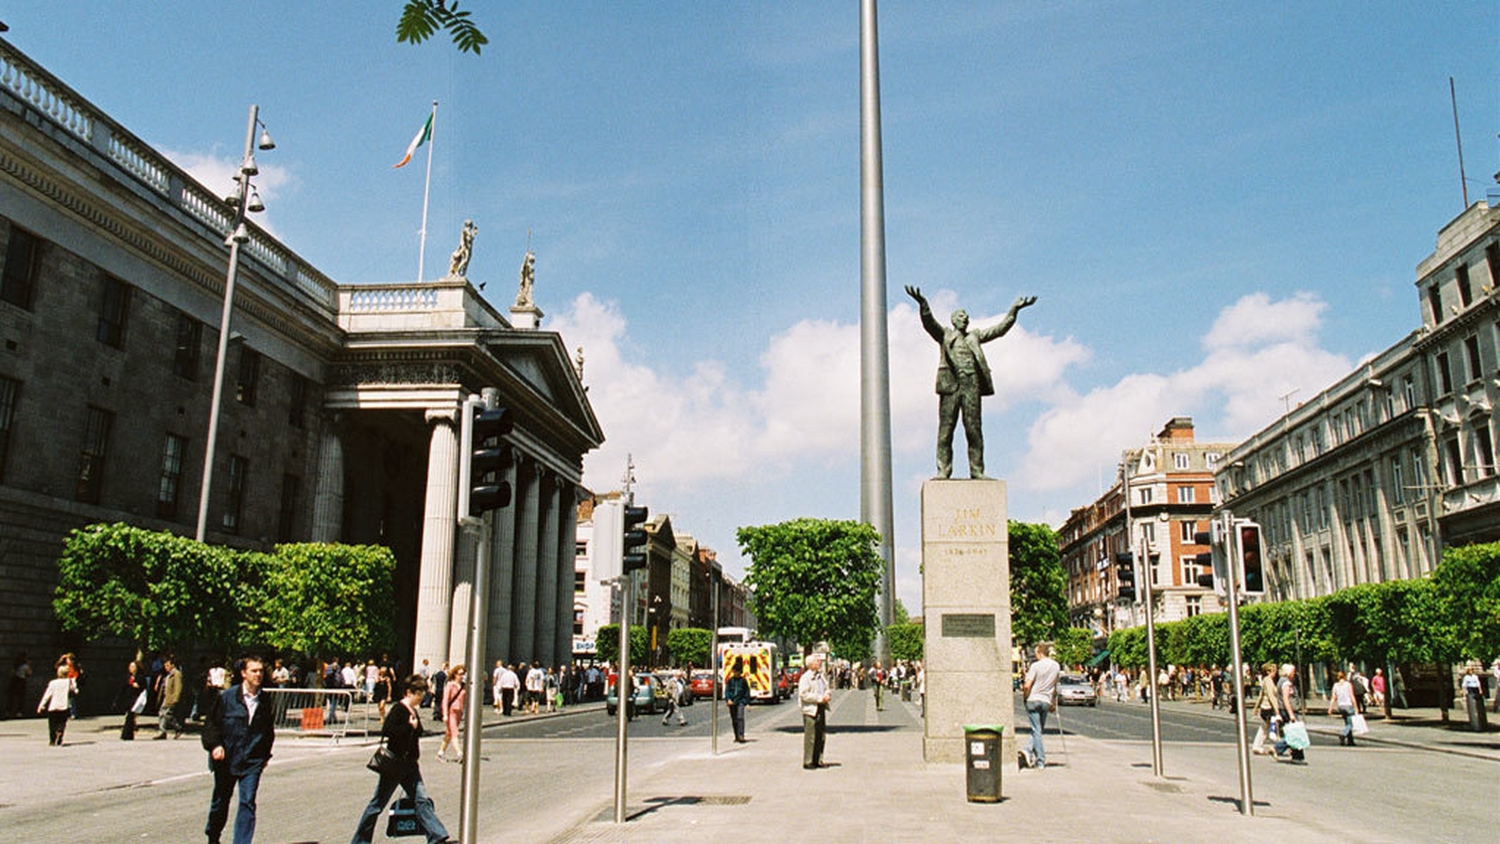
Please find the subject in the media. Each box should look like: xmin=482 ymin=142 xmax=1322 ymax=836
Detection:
xmin=261 ymin=688 xmax=375 ymax=742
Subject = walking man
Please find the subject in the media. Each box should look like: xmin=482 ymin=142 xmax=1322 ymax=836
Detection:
xmin=1021 ymin=643 xmax=1060 ymax=769
xmin=798 ymin=652 xmax=832 ymax=769
xmin=202 ymin=656 xmax=275 ymax=844
xmin=155 ymin=656 xmax=184 ymax=739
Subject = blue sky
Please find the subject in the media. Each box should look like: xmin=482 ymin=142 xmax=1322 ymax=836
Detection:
xmin=10 ymin=3 xmax=1499 ymax=610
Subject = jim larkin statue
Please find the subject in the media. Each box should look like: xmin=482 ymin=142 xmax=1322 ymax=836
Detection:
xmin=905 ymin=285 xmax=1037 ymax=480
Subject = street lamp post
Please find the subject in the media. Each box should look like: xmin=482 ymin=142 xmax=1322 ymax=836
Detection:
xmin=195 ymin=104 xmax=273 ymax=542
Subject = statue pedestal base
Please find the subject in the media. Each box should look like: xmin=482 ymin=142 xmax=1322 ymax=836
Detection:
xmin=510 ymin=304 xmax=543 ymax=330
xmin=920 ymin=478 xmax=1014 ymax=763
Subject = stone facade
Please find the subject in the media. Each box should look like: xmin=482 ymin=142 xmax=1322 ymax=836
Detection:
xmin=0 ymin=38 xmax=600 ymax=710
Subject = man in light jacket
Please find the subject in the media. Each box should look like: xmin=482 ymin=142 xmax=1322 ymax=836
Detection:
xmin=798 ymin=652 xmax=832 ymax=769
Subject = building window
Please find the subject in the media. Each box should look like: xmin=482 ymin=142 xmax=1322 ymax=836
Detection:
xmin=223 ymin=454 xmax=248 ymax=533
xmin=157 ymin=433 xmax=186 ymax=519
xmin=1436 ymin=352 xmax=1453 ymax=395
xmin=1428 ymin=284 xmax=1443 ymax=324
xmin=1402 ymin=374 xmax=1416 ymax=411
xmin=288 ymin=374 xmax=307 ymax=428
xmin=173 ymin=312 xmax=202 ymax=380
xmin=1176 ymin=485 xmax=1195 ymax=504
xmin=1475 ymin=425 xmax=1496 ymax=478
xmin=1390 ymin=456 xmax=1405 ymax=505
xmin=1456 ymin=264 xmax=1472 ymax=308
xmin=1205 ymin=452 xmax=1220 ymax=468
xmin=1 ymin=227 xmax=39 ymax=309
xmin=1465 ymin=336 xmax=1483 ymax=383
xmin=575 ymin=540 xmax=588 ymax=558
xmin=96 ymin=276 xmax=132 ymax=347
xmin=1382 ymin=387 xmax=1395 ymax=421
xmin=1139 ymin=487 xmax=1153 ymax=505
xmin=1443 ymin=437 xmax=1464 ymax=485
xmin=1141 ymin=522 xmax=1155 ymax=544
xmin=573 ymin=608 xmax=585 ymax=636
xmin=0 ymin=376 xmax=17 ymax=481
xmin=1316 ymin=486 xmax=1328 ymax=530
xmin=1488 ymin=242 xmax=1500 ymax=290
xmin=574 ymin=570 xmax=587 ymax=594
xmin=1174 ymin=453 xmax=1190 ymax=469
xmin=1184 ymin=596 xmax=1203 ymax=617
xmin=236 ymin=348 xmax=260 ymax=406
xmin=77 ymin=405 xmax=113 ymax=504
xmin=1179 ymin=520 xmax=1197 ymax=543
xmin=277 ymin=473 xmax=300 ymax=542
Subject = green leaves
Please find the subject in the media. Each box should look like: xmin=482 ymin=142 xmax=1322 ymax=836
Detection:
xmin=738 ymin=519 xmax=883 ymax=657
xmin=397 ymin=0 xmax=488 ymax=54
xmin=54 ymin=524 xmax=397 ymax=659
xmin=1009 ymin=521 xmax=1069 ymax=649
xmin=596 ymin=624 xmax=650 ymax=667
xmin=887 ymin=622 xmax=924 ymax=662
xmin=665 ymin=627 xmax=712 ymax=667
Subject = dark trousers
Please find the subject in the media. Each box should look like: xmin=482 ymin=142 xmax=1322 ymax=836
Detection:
xmin=937 ymin=380 xmax=984 ymax=478
xmin=351 ymin=764 xmax=448 ymax=844
xmin=206 ymin=761 xmax=263 ymax=844
xmin=728 ymin=702 xmax=746 ymax=740
xmin=802 ymin=706 xmax=826 ymax=767
xmin=46 ymin=710 xmax=68 ymax=745
xmin=121 ymin=710 xmax=137 ymax=740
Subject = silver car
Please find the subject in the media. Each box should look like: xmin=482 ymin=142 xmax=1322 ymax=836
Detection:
xmin=1057 ymin=674 xmax=1097 ymax=707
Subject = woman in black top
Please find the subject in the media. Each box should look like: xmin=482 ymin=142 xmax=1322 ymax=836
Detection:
xmin=350 ymin=675 xmax=453 ymax=844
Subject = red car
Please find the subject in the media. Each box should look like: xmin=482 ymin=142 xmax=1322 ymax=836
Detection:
xmin=689 ymin=669 xmax=717 ymax=700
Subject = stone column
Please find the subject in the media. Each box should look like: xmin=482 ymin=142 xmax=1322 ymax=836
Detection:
xmin=413 ymin=408 xmax=460 ymax=671
xmin=447 ymin=524 xmax=478 ymax=666
xmin=921 ymin=478 xmax=1013 ymax=763
xmin=487 ymin=457 xmax=519 ymax=663
xmin=555 ymin=482 xmax=579 ymax=666
xmin=535 ymin=473 xmax=561 ymax=667
xmin=309 ymin=416 xmax=344 ymax=543
xmin=510 ymin=459 xmax=542 ymax=662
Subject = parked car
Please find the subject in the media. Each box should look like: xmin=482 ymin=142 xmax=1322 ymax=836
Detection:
xmin=689 ymin=669 xmax=717 ymax=700
xmin=606 ymin=673 xmax=659 ymax=716
xmin=1057 ymin=673 xmax=1097 ymax=706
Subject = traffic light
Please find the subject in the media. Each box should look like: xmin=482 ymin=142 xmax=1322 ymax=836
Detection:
xmin=466 ymin=403 xmax=514 ymax=516
xmin=1115 ymin=551 xmax=1136 ymax=602
xmin=1236 ymin=520 xmax=1264 ymax=595
xmin=1194 ymin=553 xmax=1216 ymax=589
xmin=622 ymin=505 xmax=649 ymax=572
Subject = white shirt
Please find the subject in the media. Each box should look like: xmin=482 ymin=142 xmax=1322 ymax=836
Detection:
xmin=1024 ymin=658 xmax=1061 ymax=705
xmin=243 ymin=686 xmax=260 ymax=722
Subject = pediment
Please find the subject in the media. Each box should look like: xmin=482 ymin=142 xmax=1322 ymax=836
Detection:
xmin=481 ymin=330 xmax=603 ymax=450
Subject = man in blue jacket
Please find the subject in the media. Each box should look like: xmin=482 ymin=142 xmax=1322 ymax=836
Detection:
xmin=201 ymin=655 xmax=275 ymax=844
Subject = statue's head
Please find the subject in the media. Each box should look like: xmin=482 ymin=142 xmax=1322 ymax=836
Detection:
xmin=950 ymin=309 xmax=969 ymax=331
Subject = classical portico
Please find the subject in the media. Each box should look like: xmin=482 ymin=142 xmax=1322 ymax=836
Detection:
xmin=319 ymin=279 xmax=602 ymax=671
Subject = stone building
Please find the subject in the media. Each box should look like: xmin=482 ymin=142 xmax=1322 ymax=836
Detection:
xmin=0 ymin=38 xmax=600 ymax=707
xmin=1218 ymin=202 xmax=1500 ymax=597
xmin=1059 ymin=418 xmax=1234 ymax=633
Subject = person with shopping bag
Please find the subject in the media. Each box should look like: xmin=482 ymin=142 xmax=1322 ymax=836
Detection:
xmin=1328 ymin=671 xmax=1359 ymax=747
xmin=1273 ymin=663 xmax=1308 ymax=763
xmin=350 ymin=674 xmax=454 ymax=844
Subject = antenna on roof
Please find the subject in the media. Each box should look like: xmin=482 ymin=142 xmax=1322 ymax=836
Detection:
xmin=1450 ymin=77 xmax=1468 ymax=209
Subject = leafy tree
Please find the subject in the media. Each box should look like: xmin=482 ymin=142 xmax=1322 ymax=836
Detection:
xmin=666 ymin=627 xmax=712 ymax=667
xmin=1009 ymin=521 xmax=1067 ymax=649
xmin=397 ymin=1 xmax=488 ymax=54
xmin=1052 ymin=626 xmax=1095 ymax=669
xmin=54 ymin=523 xmax=240 ymax=652
xmin=596 ymin=624 xmax=650 ymax=667
xmin=738 ymin=519 xmax=882 ymax=658
xmin=1432 ymin=541 xmax=1500 ymax=662
xmin=240 ymin=544 xmax=397 ymax=658
xmin=892 ymin=598 xmax=911 ymax=625
xmin=887 ymin=622 xmax=924 ymax=663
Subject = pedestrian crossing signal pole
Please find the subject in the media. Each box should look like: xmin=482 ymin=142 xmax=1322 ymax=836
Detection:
xmin=1225 ymin=513 xmax=1255 ymax=816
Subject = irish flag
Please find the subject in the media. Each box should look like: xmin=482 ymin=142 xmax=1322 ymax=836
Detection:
xmin=393 ymin=113 xmax=433 ymax=168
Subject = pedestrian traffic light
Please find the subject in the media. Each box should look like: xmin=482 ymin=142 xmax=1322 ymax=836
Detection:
xmin=1115 ymin=551 xmax=1136 ymax=602
xmin=466 ymin=404 xmax=514 ymax=516
xmin=622 ymin=505 xmax=649 ymax=572
xmin=1236 ymin=520 xmax=1264 ymax=595
xmin=1194 ymin=552 xmax=1216 ymax=589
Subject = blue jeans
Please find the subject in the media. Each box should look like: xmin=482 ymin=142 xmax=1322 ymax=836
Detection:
xmin=351 ymin=764 xmax=449 ymax=844
xmin=205 ymin=761 xmax=263 ymax=844
xmin=1025 ymin=700 xmax=1050 ymax=767
xmin=1337 ymin=705 xmax=1355 ymax=737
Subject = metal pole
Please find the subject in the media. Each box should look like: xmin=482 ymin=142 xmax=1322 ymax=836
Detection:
xmin=710 ymin=582 xmax=719 ymax=755
xmin=1225 ymin=514 xmax=1253 ymax=816
xmin=458 ymin=390 xmax=495 ymax=843
xmin=1143 ymin=535 xmax=1163 ymax=777
xmin=195 ymin=104 xmax=260 ymax=542
xmin=613 ymin=574 xmax=632 ymax=823
xmin=859 ymin=0 xmax=896 ymax=664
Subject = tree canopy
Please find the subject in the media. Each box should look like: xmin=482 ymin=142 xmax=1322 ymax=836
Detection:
xmin=1009 ymin=521 xmax=1068 ymax=649
xmin=239 ymin=543 xmax=397 ymax=658
xmin=738 ymin=518 xmax=883 ymax=658
xmin=596 ymin=624 xmax=650 ymax=668
xmin=666 ymin=627 xmax=712 ymax=668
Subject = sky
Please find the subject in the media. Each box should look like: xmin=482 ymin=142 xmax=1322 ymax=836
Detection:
xmin=9 ymin=2 xmax=1499 ymax=613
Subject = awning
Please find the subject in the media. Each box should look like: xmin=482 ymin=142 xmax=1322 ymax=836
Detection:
xmin=1086 ymin=650 xmax=1111 ymax=667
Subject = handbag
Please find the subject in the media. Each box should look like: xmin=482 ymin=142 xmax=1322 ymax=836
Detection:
xmin=130 ymin=689 xmax=148 ymax=715
xmin=366 ymin=739 xmax=410 ymax=777
xmin=1350 ymin=713 xmax=1369 ymax=736
xmin=1282 ymin=721 xmax=1310 ymax=750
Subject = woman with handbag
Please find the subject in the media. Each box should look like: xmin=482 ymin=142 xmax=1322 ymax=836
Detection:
xmin=118 ymin=659 xmax=146 ymax=740
xmin=1273 ymin=663 xmax=1307 ymax=763
xmin=1328 ymin=671 xmax=1359 ymax=746
xmin=350 ymin=674 xmax=453 ymax=844
xmin=1250 ymin=662 xmax=1279 ymax=755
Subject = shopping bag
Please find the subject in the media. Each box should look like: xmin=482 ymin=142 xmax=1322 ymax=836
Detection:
xmin=386 ymin=797 xmax=424 ymax=837
xmin=1350 ymin=713 xmax=1369 ymax=736
xmin=1282 ymin=721 xmax=1310 ymax=750
xmin=130 ymin=690 xmax=148 ymax=714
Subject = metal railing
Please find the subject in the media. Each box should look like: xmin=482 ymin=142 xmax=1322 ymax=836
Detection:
xmin=261 ymin=688 xmax=377 ymax=743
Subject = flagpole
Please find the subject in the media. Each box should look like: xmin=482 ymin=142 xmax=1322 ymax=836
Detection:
xmin=418 ymin=100 xmax=437 ymax=283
